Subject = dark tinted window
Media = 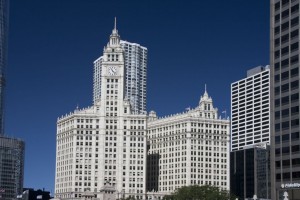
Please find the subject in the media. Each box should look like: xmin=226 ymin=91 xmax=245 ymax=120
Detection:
xmin=291 ymin=42 xmax=299 ymax=51
xmin=291 ymin=93 xmax=299 ymax=102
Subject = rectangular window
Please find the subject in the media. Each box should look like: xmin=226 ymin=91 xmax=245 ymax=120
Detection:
xmin=291 ymin=80 xmax=299 ymax=90
xmin=291 ymin=17 xmax=299 ymax=27
xmin=282 ymin=34 xmax=289 ymax=43
xmin=291 ymin=68 xmax=299 ymax=77
xmin=291 ymin=93 xmax=299 ymax=102
xmin=281 ymin=21 xmax=289 ymax=31
xmin=291 ymin=42 xmax=299 ymax=52
xmin=281 ymin=71 xmax=289 ymax=80
xmin=282 ymin=9 xmax=289 ymax=19
xmin=282 ymin=121 xmax=290 ymax=129
xmin=282 ymin=96 xmax=289 ymax=105
xmin=291 ymin=30 xmax=299 ymax=39
xmin=282 ymin=133 xmax=289 ymax=142
xmin=291 ymin=55 xmax=299 ymax=65
xmin=281 ymin=58 xmax=289 ymax=68
xmin=291 ymin=119 xmax=299 ymax=127
xmin=281 ymin=83 xmax=289 ymax=92
xmin=291 ymin=4 xmax=299 ymax=14
xmin=281 ymin=46 xmax=289 ymax=56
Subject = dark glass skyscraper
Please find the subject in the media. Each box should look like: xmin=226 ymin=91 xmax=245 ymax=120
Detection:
xmin=0 ymin=0 xmax=8 ymax=135
xmin=0 ymin=1 xmax=25 ymax=200
xmin=230 ymin=145 xmax=270 ymax=199
xmin=270 ymin=0 xmax=300 ymax=199
xmin=0 ymin=136 xmax=24 ymax=200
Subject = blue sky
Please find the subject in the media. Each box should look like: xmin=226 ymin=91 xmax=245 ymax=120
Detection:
xmin=6 ymin=0 xmax=269 ymax=193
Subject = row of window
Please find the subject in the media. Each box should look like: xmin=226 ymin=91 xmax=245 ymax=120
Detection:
xmin=274 ymin=55 xmax=299 ymax=71
xmin=274 ymin=67 xmax=298 ymax=82
xmin=275 ymin=118 xmax=300 ymax=131
xmin=231 ymin=71 xmax=269 ymax=89
xmin=274 ymin=16 xmax=299 ymax=35
xmin=275 ymin=93 xmax=299 ymax=106
xmin=275 ymin=4 xmax=299 ymax=22
xmin=275 ymin=80 xmax=299 ymax=94
xmin=274 ymin=30 xmax=298 ymax=47
xmin=275 ymin=131 xmax=299 ymax=143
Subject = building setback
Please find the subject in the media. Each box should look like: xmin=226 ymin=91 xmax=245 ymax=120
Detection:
xmin=147 ymin=90 xmax=230 ymax=196
xmin=231 ymin=66 xmax=270 ymax=151
xmin=270 ymin=0 xmax=300 ymax=199
xmin=55 ymin=21 xmax=147 ymax=200
xmin=93 ymin=40 xmax=147 ymax=115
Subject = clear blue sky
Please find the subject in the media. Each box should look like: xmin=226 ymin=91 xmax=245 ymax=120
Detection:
xmin=6 ymin=0 xmax=269 ymax=194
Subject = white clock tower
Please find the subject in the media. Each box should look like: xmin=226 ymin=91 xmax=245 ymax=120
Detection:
xmin=99 ymin=19 xmax=125 ymax=104
xmin=96 ymin=19 xmax=147 ymax=198
xmin=55 ymin=19 xmax=147 ymax=200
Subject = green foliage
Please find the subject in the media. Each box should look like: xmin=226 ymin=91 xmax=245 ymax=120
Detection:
xmin=162 ymin=194 xmax=175 ymax=200
xmin=117 ymin=196 xmax=136 ymax=200
xmin=168 ymin=185 xmax=237 ymax=200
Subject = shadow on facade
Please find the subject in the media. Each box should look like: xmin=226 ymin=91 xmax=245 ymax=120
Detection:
xmin=147 ymin=153 xmax=160 ymax=192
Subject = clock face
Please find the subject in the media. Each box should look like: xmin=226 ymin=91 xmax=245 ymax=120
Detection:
xmin=108 ymin=66 xmax=117 ymax=76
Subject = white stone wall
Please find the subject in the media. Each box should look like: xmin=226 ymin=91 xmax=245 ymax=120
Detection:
xmin=147 ymin=91 xmax=230 ymax=194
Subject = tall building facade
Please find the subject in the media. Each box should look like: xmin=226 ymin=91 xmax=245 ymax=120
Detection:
xmin=0 ymin=136 xmax=25 ymax=200
xmin=120 ymin=41 xmax=147 ymax=115
xmin=93 ymin=40 xmax=147 ymax=115
xmin=147 ymin=90 xmax=230 ymax=197
xmin=0 ymin=1 xmax=26 ymax=200
xmin=270 ymin=0 xmax=300 ymax=199
xmin=0 ymin=0 xmax=9 ymax=135
xmin=93 ymin=56 xmax=103 ymax=105
xmin=230 ymin=66 xmax=271 ymax=199
xmin=55 ymin=23 xmax=147 ymax=200
xmin=231 ymin=66 xmax=270 ymax=151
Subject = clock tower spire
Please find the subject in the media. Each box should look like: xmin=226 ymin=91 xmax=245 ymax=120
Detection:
xmin=109 ymin=17 xmax=120 ymax=47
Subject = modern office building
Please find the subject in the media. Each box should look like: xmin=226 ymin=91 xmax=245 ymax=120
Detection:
xmin=120 ymin=41 xmax=147 ymax=114
xmin=55 ymin=22 xmax=147 ymax=200
xmin=93 ymin=40 xmax=147 ymax=115
xmin=231 ymin=66 xmax=270 ymax=151
xmin=230 ymin=66 xmax=271 ymax=199
xmin=0 ymin=136 xmax=25 ymax=200
xmin=0 ymin=0 xmax=9 ymax=135
xmin=93 ymin=56 xmax=103 ymax=105
xmin=147 ymin=90 xmax=230 ymax=197
xmin=270 ymin=0 xmax=300 ymax=199
xmin=230 ymin=143 xmax=270 ymax=200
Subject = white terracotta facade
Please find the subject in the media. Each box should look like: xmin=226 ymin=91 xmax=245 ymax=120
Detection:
xmin=147 ymin=90 xmax=230 ymax=195
xmin=55 ymin=23 xmax=147 ymax=200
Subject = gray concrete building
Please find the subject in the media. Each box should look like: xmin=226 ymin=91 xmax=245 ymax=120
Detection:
xmin=270 ymin=0 xmax=300 ymax=199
